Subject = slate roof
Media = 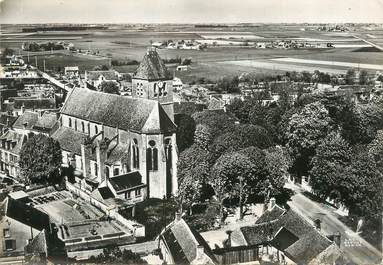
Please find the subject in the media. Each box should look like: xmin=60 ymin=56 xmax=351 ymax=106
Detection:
xmin=106 ymin=144 xmax=130 ymax=165
xmin=133 ymin=49 xmax=172 ymax=80
xmin=86 ymin=70 xmax=119 ymax=81
xmin=108 ymin=171 xmax=145 ymax=193
xmin=98 ymin=186 xmax=114 ymax=200
xmin=234 ymin=206 xmax=337 ymax=264
xmin=0 ymin=114 xmax=17 ymax=126
xmin=0 ymin=130 xmax=28 ymax=155
xmin=161 ymin=218 xmax=217 ymax=265
xmin=51 ymin=127 xmax=88 ymax=155
xmin=174 ymin=102 xmax=206 ymax=116
xmin=3 ymin=197 xmax=50 ymax=231
xmin=61 ymin=88 xmax=176 ymax=133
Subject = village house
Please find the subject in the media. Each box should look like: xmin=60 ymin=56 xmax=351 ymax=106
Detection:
xmin=159 ymin=214 xmax=218 ymax=265
xmin=84 ymin=70 xmax=121 ymax=90
xmin=64 ymin=66 xmax=79 ymax=78
xmin=53 ymin=49 xmax=178 ymax=202
xmin=0 ymin=197 xmax=51 ymax=258
xmin=0 ymin=130 xmax=27 ymax=178
xmin=225 ymin=199 xmax=343 ymax=265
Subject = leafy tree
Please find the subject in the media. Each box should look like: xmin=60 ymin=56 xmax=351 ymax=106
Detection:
xmin=320 ymin=94 xmax=360 ymax=144
xmin=192 ymin=110 xmax=235 ymax=136
xmin=19 ymin=134 xmax=62 ymax=185
xmin=345 ymin=69 xmax=355 ymax=85
xmin=175 ymin=114 xmax=196 ymax=152
xmin=264 ymin=146 xmax=292 ymax=196
xmin=194 ymin=124 xmax=213 ymax=150
xmin=211 ymin=151 xmax=262 ymax=220
xmin=359 ymin=70 xmax=369 ymax=85
xmin=354 ymin=103 xmax=383 ymax=144
xmin=309 ymin=132 xmax=352 ymax=201
xmin=89 ymin=246 xmax=147 ymax=264
xmin=211 ymin=124 xmax=272 ymax=157
xmin=368 ymin=130 xmax=383 ymax=171
xmin=1 ymin=48 xmax=14 ymax=59
xmin=343 ymin=150 xmax=383 ymax=220
xmin=100 ymin=81 xmax=120 ymax=94
xmin=286 ymin=101 xmax=333 ymax=176
xmin=176 ymin=145 xmax=213 ymax=212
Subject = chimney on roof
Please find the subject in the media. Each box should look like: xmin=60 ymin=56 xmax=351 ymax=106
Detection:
xmin=21 ymin=104 xmax=25 ymax=114
xmin=268 ymin=197 xmax=276 ymax=211
xmin=175 ymin=212 xmax=182 ymax=222
xmin=333 ymin=232 xmax=341 ymax=247
xmin=195 ymin=245 xmax=205 ymax=260
xmin=225 ymin=230 xmax=232 ymax=248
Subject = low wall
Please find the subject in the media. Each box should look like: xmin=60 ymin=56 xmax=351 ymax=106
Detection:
xmin=65 ymin=181 xmax=145 ymax=237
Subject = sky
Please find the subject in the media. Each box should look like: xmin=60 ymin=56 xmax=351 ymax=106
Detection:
xmin=0 ymin=0 xmax=382 ymax=24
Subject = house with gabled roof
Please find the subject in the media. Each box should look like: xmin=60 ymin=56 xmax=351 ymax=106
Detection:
xmin=0 ymin=197 xmax=51 ymax=258
xmin=228 ymin=199 xmax=343 ymax=265
xmin=84 ymin=70 xmax=121 ymax=91
xmin=159 ymin=214 xmax=218 ymax=265
xmin=53 ymin=49 xmax=178 ymax=201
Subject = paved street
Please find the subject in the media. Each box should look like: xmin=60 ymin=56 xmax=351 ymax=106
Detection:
xmin=287 ymin=184 xmax=382 ymax=264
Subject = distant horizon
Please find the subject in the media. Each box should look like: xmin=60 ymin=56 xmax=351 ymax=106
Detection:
xmin=1 ymin=0 xmax=382 ymax=24
xmin=2 ymin=22 xmax=383 ymax=25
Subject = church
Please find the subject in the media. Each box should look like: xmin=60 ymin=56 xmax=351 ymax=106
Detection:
xmin=53 ymin=49 xmax=178 ymax=201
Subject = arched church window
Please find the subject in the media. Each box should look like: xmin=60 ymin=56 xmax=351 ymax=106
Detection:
xmin=95 ymin=125 xmax=98 ymax=135
xmin=74 ymin=119 xmax=77 ymax=131
xmin=132 ymin=138 xmax=140 ymax=169
xmin=69 ymin=118 xmax=72 ymax=128
xmin=147 ymin=140 xmax=158 ymax=171
xmin=81 ymin=122 xmax=85 ymax=133
xmin=94 ymin=162 xmax=98 ymax=177
xmin=165 ymin=138 xmax=172 ymax=161
xmin=87 ymin=123 xmax=90 ymax=134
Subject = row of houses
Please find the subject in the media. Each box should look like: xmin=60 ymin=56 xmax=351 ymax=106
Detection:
xmin=158 ymin=199 xmax=344 ymax=265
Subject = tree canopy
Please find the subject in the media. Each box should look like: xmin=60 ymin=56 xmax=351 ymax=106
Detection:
xmin=19 ymin=134 xmax=62 ymax=185
xmin=100 ymin=81 xmax=120 ymax=95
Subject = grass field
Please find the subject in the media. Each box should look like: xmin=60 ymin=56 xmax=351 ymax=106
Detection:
xmin=2 ymin=24 xmax=382 ymax=80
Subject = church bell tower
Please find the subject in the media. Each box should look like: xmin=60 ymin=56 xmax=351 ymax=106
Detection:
xmin=132 ymin=48 xmax=174 ymax=121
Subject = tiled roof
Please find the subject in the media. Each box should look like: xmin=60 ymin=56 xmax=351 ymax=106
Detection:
xmin=24 ymin=230 xmax=47 ymax=256
xmin=13 ymin=111 xmax=58 ymax=133
xmin=11 ymin=97 xmax=56 ymax=110
xmin=61 ymin=88 xmax=176 ymax=133
xmin=4 ymin=197 xmax=50 ymax=231
xmin=86 ymin=70 xmax=119 ymax=81
xmin=33 ymin=112 xmax=58 ymax=131
xmin=133 ymin=49 xmax=172 ymax=80
xmin=108 ymin=171 xmax=145 ymax=193
xmin=236 ymin=206 xmax=336 ymax=264
xmin=13 ymin=111 xmax=39 ymax=130
xmin=51 ymin=127 xmax=88 ymax=155
xmin=161 ymin=218 xmax=217 ymax=265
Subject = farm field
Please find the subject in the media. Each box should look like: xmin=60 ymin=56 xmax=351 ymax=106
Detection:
xmin=2 ymin=24 xmax=383 ymax=80
xmin=271 ymin=58 xmax=383 ymax=71
xmin=219 ymin=60 xmax=349 ymax=74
